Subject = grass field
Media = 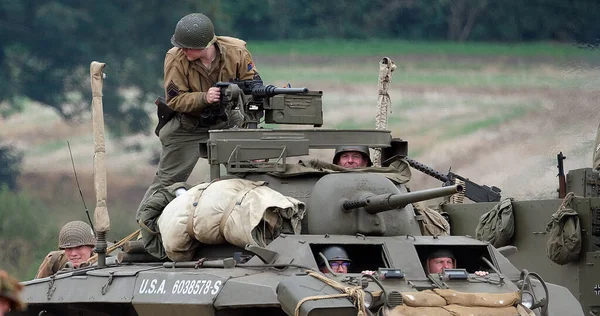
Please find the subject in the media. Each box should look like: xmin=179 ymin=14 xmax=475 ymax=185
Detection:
xmin=2 ymin=40 xmax=599 ymax=279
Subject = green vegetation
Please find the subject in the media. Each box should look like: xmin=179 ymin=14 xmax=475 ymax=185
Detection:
xmin=250 ymin=40 xmax=596 ymax=59
xmin=0 ymin=186 xmax=57 ymax=279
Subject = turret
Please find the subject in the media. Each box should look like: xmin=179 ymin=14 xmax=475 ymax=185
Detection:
xmin=307 ymin=173 xmax=462 ymax=236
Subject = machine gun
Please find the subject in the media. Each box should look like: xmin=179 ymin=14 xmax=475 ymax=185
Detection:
xmin=405 ymin=157 xmax=502 ymax=203
xmin=216 ymin=79 xmax=323 ymax=128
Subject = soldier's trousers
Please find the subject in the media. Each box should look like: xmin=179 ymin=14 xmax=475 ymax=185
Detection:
xmin=136 ymin=114 xmax=211 ymax=219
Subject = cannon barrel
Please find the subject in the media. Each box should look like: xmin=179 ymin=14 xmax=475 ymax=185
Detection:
xmin=342 ymin=184 xmax=463 ymax=214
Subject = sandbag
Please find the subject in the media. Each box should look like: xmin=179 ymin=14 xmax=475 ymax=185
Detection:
xmin=389 ymin=305 xmax=451 ymax=316
xmin=433 ymin=289 xmax=519 ymax=307
xmin=158 ymin=179 xmax=305 ymax=262
xmin=475 ymin=197 xmax=514 ymax=247
xmin=401 ymin=290 xmax=447 ymax=307
xmin=442 ymin=304 xmax=519 ymax=316
xmin=545 ymin=192 xmax=582 ymax=265
xmin=414 ymin=202 xmax=450 ymax=236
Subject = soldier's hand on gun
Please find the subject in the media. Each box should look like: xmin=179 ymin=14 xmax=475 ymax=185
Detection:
xmin=206 ymin=87 xmax=221 ymax=104
xmin=474 ymin=271 xmax=489 ymax=277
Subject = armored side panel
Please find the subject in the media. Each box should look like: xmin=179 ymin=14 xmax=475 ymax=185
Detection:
xmin=442 ymin=197 xmax=600 ymax=315
xmin=566 ymin=168 xmax=600 ymax=197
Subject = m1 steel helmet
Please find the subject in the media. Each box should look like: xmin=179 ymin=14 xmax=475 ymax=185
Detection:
xmin=318 ymin=246 xmax=351 ymax=266
xmin=171 ymin=13 xmax=217 ymax=49
xmin=332 ymin=145 xmax=373 ymax=167
xmin=58 ymin=221 xmax=97 ymax=249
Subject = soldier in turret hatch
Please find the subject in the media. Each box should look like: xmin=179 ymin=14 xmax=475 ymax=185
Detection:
xmin=332 ymin=145 xmax=373 ymax=169
xmin=35 ymin=221 xmax=97 ymax=278
xmin=317 ymin=246 xmax=376 ymax=275
xmin=136 ymin=12 xmax=261 ymax=226
xmin=318 ymin=246 xmax=352 ymax=274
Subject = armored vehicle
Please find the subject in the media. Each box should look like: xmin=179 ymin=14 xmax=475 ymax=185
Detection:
xmin=13 ymin=62 xmax=583 ymax=316
xmin=416 ymin=153 xmax=600 ymax=315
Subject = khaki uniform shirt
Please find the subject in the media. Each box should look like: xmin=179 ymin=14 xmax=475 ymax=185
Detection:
xmin=163 ymin=36 xmax=258 ymax=116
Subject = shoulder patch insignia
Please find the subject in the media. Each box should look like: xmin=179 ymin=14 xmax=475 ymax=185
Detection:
xmin=167 ymin=80 xmax=179 ymax=98
xmin=246 ymin=55 xmax=255 ymax=72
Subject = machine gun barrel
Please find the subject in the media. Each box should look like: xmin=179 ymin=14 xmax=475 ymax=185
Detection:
xmin=405 ymin=157 xmax=502 ymax=202
xmin=251 ymin=85 xmax=308 ymax=97
xmin=405 ymin=157 xmax=450 ymax=183
xmin=342 ymin=184 xmax=463 ymax=214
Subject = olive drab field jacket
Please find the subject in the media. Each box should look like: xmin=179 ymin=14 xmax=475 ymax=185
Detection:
xmin=35 ymin=250 xmax=68 ymax=279
xmin=163 ymin=36 xmax=258 ymax=116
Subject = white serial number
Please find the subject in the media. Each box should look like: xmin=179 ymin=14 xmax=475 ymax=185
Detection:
xmin=172 ymin=279 xmax=222 ymax=295
xmin=138 ymin=278 xmax=222 ymax=296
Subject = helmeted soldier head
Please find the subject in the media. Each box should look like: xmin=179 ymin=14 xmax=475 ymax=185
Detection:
xmin=171 ymin=13 xmax=217 ymax=49
xmin=426 ymin=249 xmax=456 ymax=274
xmin=333 ymin=145 xmax=372 ymax=168
xmin=58 ymin=221 xmax=96 ymax=268
xmin=0 ymin=269 xmax=25 ymax=314
xmin=318 ymin=246 xmax=352 ymax=274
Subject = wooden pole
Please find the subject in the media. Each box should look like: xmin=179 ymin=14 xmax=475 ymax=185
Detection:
xmin=90 ymin=61 xmax=110 ymax=267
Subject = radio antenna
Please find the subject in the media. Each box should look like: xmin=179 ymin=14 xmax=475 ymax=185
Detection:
xmin=67 ymin=140 xmax=96 ymax=237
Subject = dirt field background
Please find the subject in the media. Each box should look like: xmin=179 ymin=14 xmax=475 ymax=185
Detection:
xmin=3 ymin=53 xmax=600 ymax=236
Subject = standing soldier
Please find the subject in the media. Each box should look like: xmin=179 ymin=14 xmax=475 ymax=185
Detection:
xmin=35 ymin=221 xmax=97 ymax=278
xmin=136 ymin=12 xmax=261 ymax=224
xmin=0 ymin=270 xmax=25 ymax=315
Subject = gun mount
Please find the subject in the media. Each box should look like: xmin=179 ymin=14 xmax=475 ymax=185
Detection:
xmin=217 ymin=79 xmax=322 ymax=128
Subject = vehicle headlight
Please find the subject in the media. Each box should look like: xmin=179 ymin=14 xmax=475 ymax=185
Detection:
xmin=363 ymin=291 xmax=373 ymax=308
xmin=520 ymin=291 xmax=534 ymax=309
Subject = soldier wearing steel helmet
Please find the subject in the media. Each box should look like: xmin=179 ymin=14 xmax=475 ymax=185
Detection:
xmin=136 ymin=13 xmax=261 ymax=224
xmin=0 ymin=270 xmax=25 ymax=315
xmin=317 ymin=246 xmax=375 ymax=275
xmin=35 ymin=221 xmax=97 ymax=279
xmin=332 ymin=145 xmax=373 ymax=169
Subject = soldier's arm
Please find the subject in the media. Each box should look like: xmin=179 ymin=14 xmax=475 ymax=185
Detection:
xmin=237 ymin=48 xmax=260 ymax=81
xmin=163 ymin=51 xmax=210 ymax=112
